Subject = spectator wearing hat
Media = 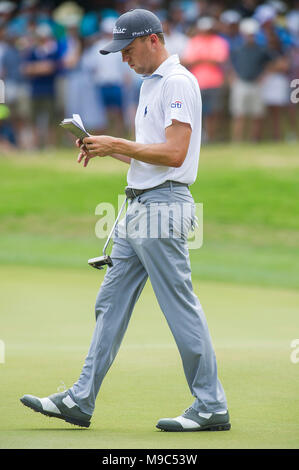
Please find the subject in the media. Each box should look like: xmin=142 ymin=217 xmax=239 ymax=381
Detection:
xmin=85 ymin=17 xmax=127 ymax=137
xmin=235 ymin=0 xmax=260 ymax=18
xmin=219 ymin=10 xmax=244 ymax=51
xmin=162 ymin=17 xmax=188 ymax=58
xmin=0 ymin=27 xmax=23 ymax=146
xmin=229 ymin=18 xmax=273 ymax=141
xmin=286 ymin=3 xmax=299 ymax=141
xmin=0 ymin=1 xmax=16 ymax=28
xmin=63 ymin=29 xmax=108 ymax=137
xmin=182 ymin=16 xmax=229 ymax=142
xmin=254 ymin=4 xmax=295 ymax=51
xmin=286 ymin=0 xmax=299 ymax=45
xmin=7 ymin=0 xmax=39 ymax=37
xmin=259 ymin=27 xmax=291 ymax=140
xmin=22 ymin=23 xmax=60 ymax=148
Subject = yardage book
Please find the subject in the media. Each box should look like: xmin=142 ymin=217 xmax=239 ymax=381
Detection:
xmin=60 ymin=114 xmax=90 ymax=140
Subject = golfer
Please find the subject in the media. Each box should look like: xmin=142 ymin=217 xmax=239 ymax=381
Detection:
xmin=20 ymin=9 xmax=230 ymax=432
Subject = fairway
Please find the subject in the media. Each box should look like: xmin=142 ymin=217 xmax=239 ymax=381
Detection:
xmin=1 ymin=143 xmax=299 ymax=449
xmin=1 ymin=265 xmax=299 ymax=449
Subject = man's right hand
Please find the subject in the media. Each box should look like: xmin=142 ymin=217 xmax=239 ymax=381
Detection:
xmin=76 ymin=138 xmax=91 ymax=166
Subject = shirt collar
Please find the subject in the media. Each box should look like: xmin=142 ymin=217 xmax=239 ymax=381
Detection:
xmin=141 ymin=54 xmax=180 ymax=80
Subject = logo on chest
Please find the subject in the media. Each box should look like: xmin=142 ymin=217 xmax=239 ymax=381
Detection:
xmin=144 ymin=105 xmax=148 ymax=117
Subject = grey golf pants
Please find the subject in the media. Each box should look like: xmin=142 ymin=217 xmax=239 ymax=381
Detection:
xmin=69 ymin=184 xmax=227 ymax=415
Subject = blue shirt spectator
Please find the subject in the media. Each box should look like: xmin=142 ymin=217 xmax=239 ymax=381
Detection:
xmin=23 ymin=24 xmax=60 ymax=98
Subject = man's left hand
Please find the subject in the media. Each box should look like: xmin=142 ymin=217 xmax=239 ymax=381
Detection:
xmin=82 ymin=136 xmax=115 ymax=162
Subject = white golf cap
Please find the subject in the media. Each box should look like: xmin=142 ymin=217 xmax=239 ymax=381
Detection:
xmin=267 ymin=0 xmax=287 ymax=14
xmin=254 ymin=4 xmax=276 ymax=24
xmin=0 ymin=1 xmax=15 ymax=15
xmin=220 ymin=10 xmax=242 ymax=25
xmin=197 ymin=16 xmax=215 ymax=31
xmin=100 ymin=17 xmax=116 ymax=35
xmin=35 ymin=23 xmax=53 ymax=38
xmin=239 ymin=18 xmax=260 ymax=35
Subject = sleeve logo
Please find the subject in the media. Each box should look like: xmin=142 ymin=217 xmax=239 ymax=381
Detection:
xmin=171 ymin=100 xmax=182 ymax=108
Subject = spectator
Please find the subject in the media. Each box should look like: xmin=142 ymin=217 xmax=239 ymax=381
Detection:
xmin=235 ymin=0 xmax=259 ymax=18
xmin=54 ymin=13 xmax=83 ymax=121
xmin=22 ymin=23 xmax=60 ymax=148
xmin=286 ymin=1 xmax=299 ymax=45
xmin=0 ymin=0 xmax=297 ymax=148
xmin=63 ymin=31 xmax=108 ymax=136
xmin=1 ymin=28 xmax=23 ymax=146
xmin=219 ymin=10 xmax=243 ymax=51
xmin=7 ymin=0 xmax=39 ymax=38
xmin=229 ymin=18 xmax=272 ymax=142
xmin=254 ymin=4 xmax=295 ymax=51
xmin=0 ymin=1 xmax=16 ymax=30
xmin=286 ymin=45 xmax=299 ymax=141
xmin=85 ymin=17 xmax=127 ymax=137
xmin=0 ymin=104 xmax=17 ymax=151
xmin=182 ymin=16 xmax=229 ymax=142
xmin=162 ymin=17 xmax=188 ymax=58
xmin=259 ymin=27 xmax=291 ymax=140
xmin=256 ymin=2 xmax=299 ymax=141
xmin=168 ymin=2 xmax=186 ymax=33
xmin=0 ymin=27 xmax=7 ymax=78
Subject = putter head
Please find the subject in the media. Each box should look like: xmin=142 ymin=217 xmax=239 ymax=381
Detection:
xmin=88 ymin=255 xmax=113 ymax=270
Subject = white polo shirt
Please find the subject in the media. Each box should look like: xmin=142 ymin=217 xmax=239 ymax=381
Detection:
xmin=127 ymin=54 xmax=202 ymax=189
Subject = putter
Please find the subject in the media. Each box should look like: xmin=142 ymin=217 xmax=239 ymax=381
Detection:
xmin=88 ymin=197 xmax=128 ymax=270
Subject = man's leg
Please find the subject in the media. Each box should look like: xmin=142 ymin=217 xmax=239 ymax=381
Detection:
xmin=130 ymin=191 xmax=227 ymax=414
xmin=69 ymin=236 xmax=148 ymax=415
xmin=135 ymin=237 xmax=227 ymax=413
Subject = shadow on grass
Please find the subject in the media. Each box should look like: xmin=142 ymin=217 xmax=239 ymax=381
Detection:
xmin=18 ymin=428 xmax=90 ymax=431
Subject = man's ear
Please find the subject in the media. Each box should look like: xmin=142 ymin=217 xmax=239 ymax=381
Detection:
xmin=150 ymin=34 xmax=159 ymax=47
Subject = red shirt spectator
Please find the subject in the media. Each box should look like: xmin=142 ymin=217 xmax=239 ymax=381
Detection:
xmin=182 ymin=17 xmax=229 ymax=90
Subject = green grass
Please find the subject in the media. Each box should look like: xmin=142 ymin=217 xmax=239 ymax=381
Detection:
xmin=0 ymin=143 xmax=299 ymax=289
xmin=1 ymin=143 xmax=299 ymax=449
xmin=0 ymin=265 xmax=298 ymax=449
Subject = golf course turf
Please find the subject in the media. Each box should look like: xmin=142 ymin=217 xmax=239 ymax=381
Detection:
xmin=0 ymin=142 xmax=298 ymax=448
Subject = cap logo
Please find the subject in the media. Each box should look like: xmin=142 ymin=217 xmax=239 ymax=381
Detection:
xmin=113 ymin=27 xmax=127 ymax=34
xmin=132 ymin=28 xmax=153 ymax=36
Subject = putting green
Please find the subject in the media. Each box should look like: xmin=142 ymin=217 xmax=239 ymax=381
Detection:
xmin=0 ymin=265 xmax=298 ymax=449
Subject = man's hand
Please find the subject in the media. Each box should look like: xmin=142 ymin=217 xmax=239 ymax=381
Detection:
xmin=83 ymin=136 xmax=116 ymax=158
xmin=75 ymin=120 xmax=191 ymax=169
xmin=76 ymin=138 xmax=93 ymax=167
xmin=76 ymin=137 xmax=114 ymax=167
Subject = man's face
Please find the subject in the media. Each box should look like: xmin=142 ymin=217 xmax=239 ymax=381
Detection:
xmin=121 ymin=36 xmax=153 ymax=75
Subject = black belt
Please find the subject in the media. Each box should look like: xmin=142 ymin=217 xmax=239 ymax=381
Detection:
xmin=125 ymin=180 xmax=189 ymax=200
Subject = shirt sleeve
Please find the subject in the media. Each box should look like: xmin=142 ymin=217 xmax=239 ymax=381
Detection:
xmin=162 ymin=74 xmax=195 ymax=130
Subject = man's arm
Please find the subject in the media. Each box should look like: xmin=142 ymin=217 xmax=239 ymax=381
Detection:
xmin=80 ymin=120 xmax=192 ymax=168
xmin=76 ymin=140 xmax=131 ymax=164
xmin=111 ymin=153 xmax=132 ymax=164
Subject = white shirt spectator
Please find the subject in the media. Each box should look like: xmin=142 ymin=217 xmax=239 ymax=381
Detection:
xmin=164 ymin=30 xmax=188 ymax=58
xmin=86 ymin=37 xmax=127 ymax=86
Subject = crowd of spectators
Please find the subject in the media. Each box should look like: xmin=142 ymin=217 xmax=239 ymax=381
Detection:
xmin=0 ymin=0 xmax=298 ymax=150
